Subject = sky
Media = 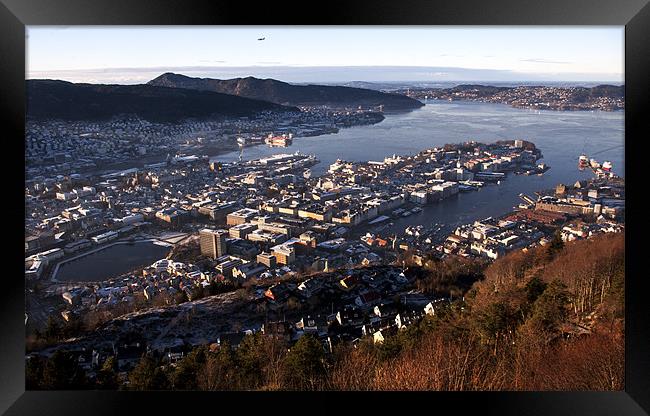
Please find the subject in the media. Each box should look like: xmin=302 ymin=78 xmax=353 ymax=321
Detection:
xmin=26 ymin=26 xmax=624 ymax=84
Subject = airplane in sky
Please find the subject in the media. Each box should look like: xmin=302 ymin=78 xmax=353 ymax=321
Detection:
xmin=257 ymin=37 xmax=265 ymax=41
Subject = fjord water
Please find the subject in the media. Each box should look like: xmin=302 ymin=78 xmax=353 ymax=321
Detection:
xmin=215 ymin=101 xmax=624 ymax=235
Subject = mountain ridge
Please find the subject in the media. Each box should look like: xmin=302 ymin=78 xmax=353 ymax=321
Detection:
xmin=27 ymin=79 xmax=299 ymax=122
xmin=147 ymin=73 xmax=425 ymax=110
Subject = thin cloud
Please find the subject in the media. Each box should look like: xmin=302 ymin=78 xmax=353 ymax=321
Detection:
xmin=520 ymin=58 xmax=572 ymax=65
xmin=26 ymin=65 xmax=622 ymax=85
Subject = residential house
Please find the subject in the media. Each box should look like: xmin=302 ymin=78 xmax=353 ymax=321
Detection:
xmin=354 ymin=290 xmax=382 ymax=308
xmin=264 ymin=283 xmax=293 ymax=302
xmin=262 ymin=321 xmax=292 ymax=343
xmin=336 ymin=306 xmax=364 ymax=327
xmin=374 ymin=303 xmax=399 ymax=319
xmin=395 ymin=310 xmax=423 ymax=330
xmin=373 ymin=325 xmax=398 ymax=344
xmin=297 ymin=277 xmax=324 ymax=298
xmin=218 ymin=332 xmax=246 ymax=349
xmin=339 ymin=274 xmax=361 ymax=290
xmin=295 ymin=315 xmax=329 ymax=337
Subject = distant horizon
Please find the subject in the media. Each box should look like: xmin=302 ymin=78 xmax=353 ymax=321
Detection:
xmin=27 ymin=27 xmax=623 ymax=84
xmin=26 ymin=67 xmax=624 ymax=88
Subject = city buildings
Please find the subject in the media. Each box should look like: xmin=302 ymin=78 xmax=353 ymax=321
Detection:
xmin=199 ymin=229 xmax=228 ymax=259
xmin=24 ymin=135 xmax=624 ymax=383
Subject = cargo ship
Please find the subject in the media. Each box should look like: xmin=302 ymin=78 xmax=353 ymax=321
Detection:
xmin=474 ymin=171 xmax=506 ymax=182
xmin=458 ymin=183 xmax=478 ymax=192
xmin=461 ymin=180 xmax=484 ymax=188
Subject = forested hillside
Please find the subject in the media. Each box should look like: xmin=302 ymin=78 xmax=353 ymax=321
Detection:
xmin=27 ymin=233 xmax=624 ymax=390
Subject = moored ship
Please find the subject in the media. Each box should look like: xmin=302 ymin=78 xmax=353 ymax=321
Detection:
xmin=589 ymin=158 xmax=601 ymax=169
xmin=265 ymin=133 xmax=293 ymax=147
xmin=474 ymin=171 xmax=506 ymax=182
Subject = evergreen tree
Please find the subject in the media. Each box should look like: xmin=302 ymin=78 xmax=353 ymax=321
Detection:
xmin=235 ymin=334 xmax=265 ymax=389
xmin=525 ymin=275 xmax=548 ymax=305
xmin=283 ymin=335 xmax=326 ymax=390
xmin=41 ymin=350 xmax=87 ymax=389
xmin=376 ymin=335 xmax=402 ymax=362
xmin=128 ymin=355 xmax=169 ymax=390
xmin=546 ymin=230 xmax=565 ymax=259
xmin=199 ymin=344 xmax=238 ymax=390
xmin=529 ymin=279 xmax=570 ymax=337
xmin=172 ymin=347 xmax=206 ymax=390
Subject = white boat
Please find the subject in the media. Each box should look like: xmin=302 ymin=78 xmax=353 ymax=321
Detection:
xmin=405 ymin=225 xmax=423 ymax=236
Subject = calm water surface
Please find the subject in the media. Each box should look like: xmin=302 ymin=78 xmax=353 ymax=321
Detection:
xmin=56 ymin=102 xmax=623 ymax=281
xmin=56 ymin=242 xmax=171 ymax=282
xmin=212 ymin=101 xmax=624 ymax=235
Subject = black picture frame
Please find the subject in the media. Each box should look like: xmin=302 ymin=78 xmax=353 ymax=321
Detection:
xmin=2 ymin=0 xmax=649 ymax=414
